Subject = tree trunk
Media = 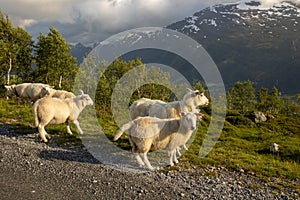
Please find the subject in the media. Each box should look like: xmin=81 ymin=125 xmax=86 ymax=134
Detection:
xmin=58 ymin=75 xmax=62 ymax=88
xmin=6 ymin=56 xmax=12 ymax=85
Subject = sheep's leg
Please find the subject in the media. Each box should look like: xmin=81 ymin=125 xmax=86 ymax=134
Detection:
xmin=135 ymin=153 xmax=145 ymax=166
xmin=142 ymin=153 xmax=155 ymax=170
xmin=66 ymin=121 xmax=73 ymax=135
xmin=169 ymin=151 xmax=174 ymax=166
xmin=45 ymin=133 xmax=51 ymax=140
xmin=169 ymin=150 xmax=178 ymax=166
xmin=73 ymin=120 xmax=83 ymax=134
xmin=173 ymin=150 xmax=179 ymax=164
xmin=38 ymin=124 xmax=48 ymax=143
xmin=182 ymin=144 xmax=188 ymax=150
xmin=176 ymin=147 xmax=182 ymax=157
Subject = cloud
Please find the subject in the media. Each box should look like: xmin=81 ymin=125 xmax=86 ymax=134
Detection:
xmin=1 ymin=0 xmax=215 ymax=43
xmin=1 ymin=0 xmax=299 ymax=44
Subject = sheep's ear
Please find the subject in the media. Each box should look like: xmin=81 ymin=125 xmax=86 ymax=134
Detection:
xmin=79 ymin=90 xmax=84 ymax=95
xmin=5 ymin=85 xmax=14 ymax=90
xmin=186 ymin=88 xmax=193 ymax=92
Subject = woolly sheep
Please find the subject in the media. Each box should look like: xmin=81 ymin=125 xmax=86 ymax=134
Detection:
xmin=129 ymin=88 xmax=208 ymax=153
xmin=48 ymin=89 xmax=76 ymax=99
xmin=113 ymin=112 xmax=199 ymax=170
xmin=270 ymin=143 xmax=280 ymax=156
xmin=33 ymin=90 xmax=93 ymax=142
xmin=5 ymin=83 xmax=53 ymax=102
xmin=130 ymin=88 xmax=209 ymax=120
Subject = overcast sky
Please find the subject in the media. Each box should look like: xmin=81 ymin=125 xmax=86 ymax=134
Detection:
xmin=1 ymin=0 xmax=299 ymax=45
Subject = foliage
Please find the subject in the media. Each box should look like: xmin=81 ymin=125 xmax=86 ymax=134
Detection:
xmin=227 ymin=81 xmax=300 ymax=117
xmin=95 ymin=58 xmax=184 ymax=115
xmin=35 ymin=26 xmax=78 ymax=90
xmin=0 ymin=11 xmax=34 ymax=85
xmin=227 ymin=81 xmax=256 ymax=113
xmin=266 ymin=87 xmax=284 ymax=115
xmin=257 ymin=87 xmax=269 ymax=111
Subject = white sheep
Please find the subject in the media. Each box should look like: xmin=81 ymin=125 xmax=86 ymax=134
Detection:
xmin=113 ymin=112 xmax=198 ymax=170
xmin=5 ymin=83 xmax=53 ymax=102
xmin=270 ymin=143 xmax=280 ymax=156
xmin=130 ymin=88 xmax=209 ymax=120
xmin=32 ymin=90 xmax=93 ymax=142
xmin=129 ymin=88 xmax=208 ymax=153
xmin=48 ymin=89 xmax=75 ymax=99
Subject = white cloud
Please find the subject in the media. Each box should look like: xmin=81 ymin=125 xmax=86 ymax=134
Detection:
xmin=1 ymin=0 xmax=299 ymax=44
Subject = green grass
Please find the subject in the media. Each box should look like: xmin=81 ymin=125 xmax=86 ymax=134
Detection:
xmin=0 ymin=98 xmax=82 ymax=145
xmin=0 ymin=98 xmax=299 ymax=191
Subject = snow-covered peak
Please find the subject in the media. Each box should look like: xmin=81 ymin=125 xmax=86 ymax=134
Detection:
xmin=236 ymin=0 xmax=300 ymax=14
xmin=177 ymin=1 xmax=300 ymax=35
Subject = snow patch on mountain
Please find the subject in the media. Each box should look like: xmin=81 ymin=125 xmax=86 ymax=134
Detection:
xmin=179 ymin=1 xmax=299 ymax=34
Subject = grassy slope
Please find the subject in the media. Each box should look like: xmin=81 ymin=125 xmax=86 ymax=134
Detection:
xmin=1 ymin=98 xmax=299 ymax=191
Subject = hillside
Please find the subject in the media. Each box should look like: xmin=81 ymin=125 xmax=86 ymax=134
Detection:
xmin=70 ymin=1 xmax=300 ymax=95
xmin=167 ymin=1 xmax=300 ymax=94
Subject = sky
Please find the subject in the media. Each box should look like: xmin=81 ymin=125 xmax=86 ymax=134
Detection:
xmin=1 ymin=0 xmax=300 ymax=45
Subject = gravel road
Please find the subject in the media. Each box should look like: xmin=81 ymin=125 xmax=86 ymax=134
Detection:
xmin=0 ymin=123 xmax=299 ymax=200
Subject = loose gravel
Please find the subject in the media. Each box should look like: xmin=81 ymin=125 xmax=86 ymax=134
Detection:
xmin=0 ymin=123 xmax=299 ymax=200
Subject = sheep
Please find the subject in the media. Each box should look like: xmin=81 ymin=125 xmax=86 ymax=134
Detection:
xmin=270 ymin=143 xmax=280 ymax=156
xmin=48 ymin=88 xmax=76 ymax=99
xmin=129 ymin=88 xmax=208 ymax=153
xmin=113 ymin=112 xmax=199 ymax=170
xmin=32 ymin=90 xmax=93 ymax=142
xmin=130 ymin=88 xmax=209 ymax=120
xmin=5 ymin=83 xmax=53 ymax=103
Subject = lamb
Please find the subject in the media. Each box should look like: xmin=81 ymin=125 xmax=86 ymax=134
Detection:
xmin=33 ymin=90 xmax=93 ymax=142
xmin=113 ymin=112 xmax=199 ymax=170
xmin=5 ymin=83 xmax=53 ymax=102
xmin=270 ymin=143 xmax=280 ymax=156
xmin=48 ymin=88 xmax=75 ymax=99
xmin=129 ymin=88 xmax=208 ymax=153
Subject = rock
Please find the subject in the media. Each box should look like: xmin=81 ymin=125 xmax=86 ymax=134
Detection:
xmin=254 ymin=111 xmax=267 ymax=123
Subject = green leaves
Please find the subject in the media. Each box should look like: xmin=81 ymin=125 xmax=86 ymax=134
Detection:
xmin=227 ymin=81 xmax=256 ymax=113
xmin=227 ymin=81 xmax=300 ymax=116
xmin=35 ymin=26 xmax=78 ymax=90
xmin=0 ymin=11 xmax=34 ymax=85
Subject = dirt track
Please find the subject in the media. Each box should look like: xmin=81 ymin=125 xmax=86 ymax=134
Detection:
xmin=0 ymin=124 xmax=299 ymax=200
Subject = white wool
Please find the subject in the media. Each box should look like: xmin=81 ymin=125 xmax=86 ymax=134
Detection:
xmin=33 ymin=91 xmax=93 ymax=142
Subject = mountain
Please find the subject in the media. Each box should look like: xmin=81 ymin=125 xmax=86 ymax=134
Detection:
xmin=167 ymin=1 xmax=300 ymax=95
xmin=70 ymin=43 xmax=92 ymax=65
xmin=70 ymin=1 xmax=300 ymax=95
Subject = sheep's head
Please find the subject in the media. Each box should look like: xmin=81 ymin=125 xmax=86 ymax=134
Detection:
xmin=40 ymin=86 xmax=52 ymax=97
xmin=79 ymin=91 xmax=94 ymax=106
xmin=4 ymin=85 xmax=17 ymax=98
xmin=183 ymin=88 xmax=209 ymax=108
xmin=180 ymin=112 xmax=198 ymax=131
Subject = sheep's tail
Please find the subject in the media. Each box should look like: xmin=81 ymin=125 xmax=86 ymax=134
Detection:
xmin=113 ymin=121 xmax=133 ymax=141
xmin=32 ymin=100 xmax=40 ymax=127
